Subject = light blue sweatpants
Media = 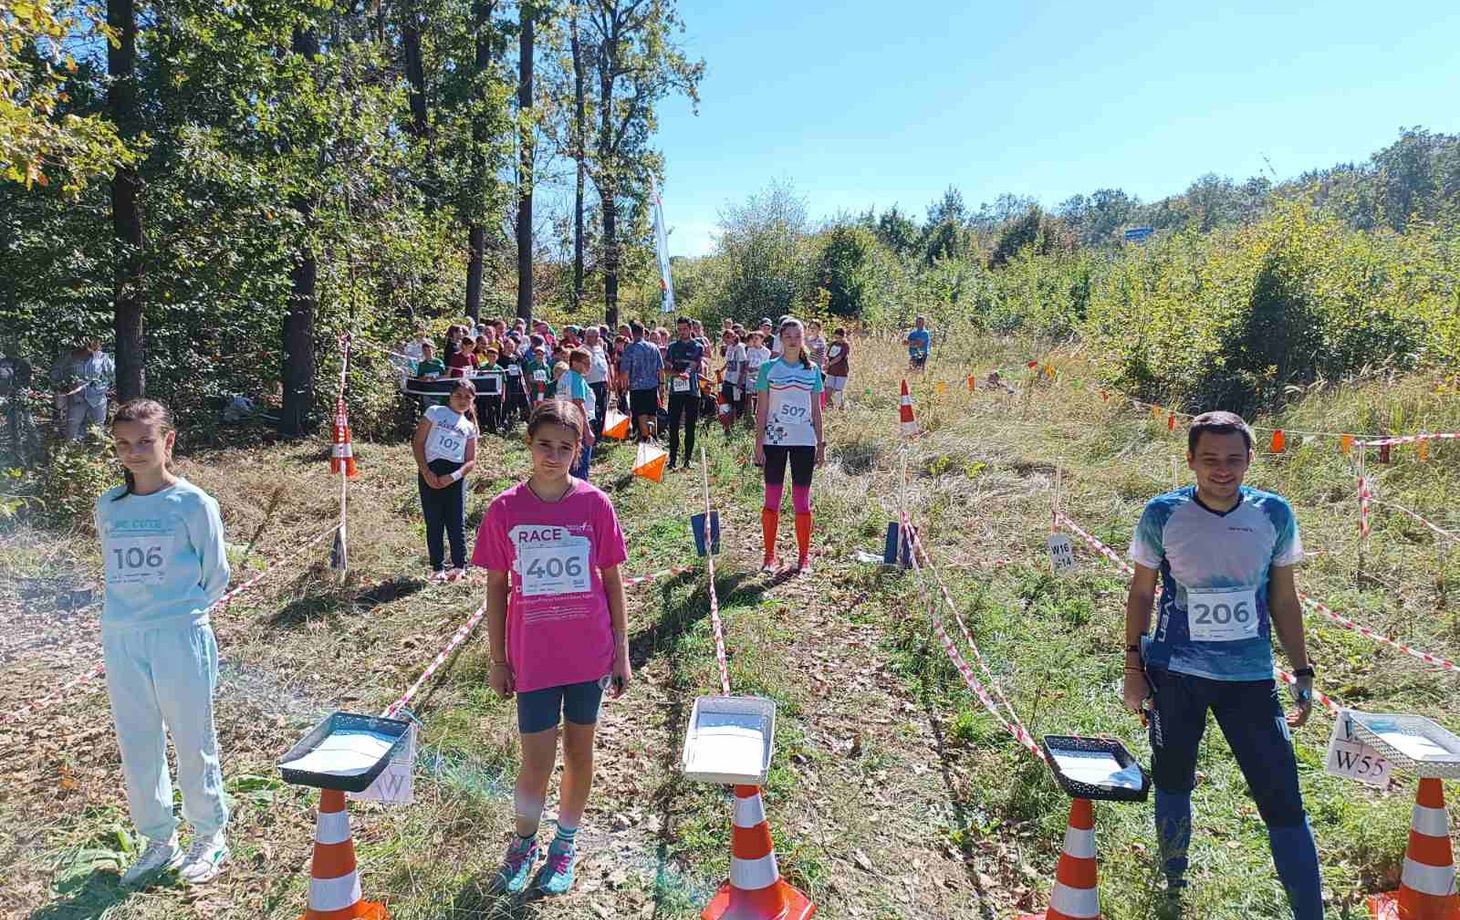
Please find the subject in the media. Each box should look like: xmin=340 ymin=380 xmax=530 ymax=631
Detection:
xmin=102 ymin=622 xmax=229 ymax=842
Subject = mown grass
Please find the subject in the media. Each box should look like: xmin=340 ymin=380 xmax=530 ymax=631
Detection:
xmin=823 ymin=334 xmax=1459 ymax=919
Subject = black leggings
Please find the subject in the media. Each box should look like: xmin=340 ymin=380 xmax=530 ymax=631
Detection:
xmin=762 ymin=445 xmax=815 ymax=487
xmin=419 ymin=458 xmax=466 ymax=570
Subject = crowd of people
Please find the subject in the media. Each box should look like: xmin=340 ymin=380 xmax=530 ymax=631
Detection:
xmin=84 ymin=317 xmax=1328 ymax=917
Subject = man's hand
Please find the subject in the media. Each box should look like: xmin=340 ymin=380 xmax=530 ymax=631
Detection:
xmin=1287 ymin=676 xmax=1315 ymax=728
xmin=1123 ymin=668 xmax=1150 ymax=716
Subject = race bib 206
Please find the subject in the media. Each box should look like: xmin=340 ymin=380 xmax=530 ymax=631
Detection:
xmin=1186 ymin=586 xmax=1259 ymax=642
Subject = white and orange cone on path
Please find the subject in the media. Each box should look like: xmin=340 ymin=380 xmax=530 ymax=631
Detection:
xmin=1018 ymin=797 xmax=1101 ymax=920
xmin=299 ymin=787 xmax=387 ymax=920
xmin=898 ymin=379 xmax=919 ymax=436
xmin=702 ymin=785 xmax=815 ymax=920
xmin=330 ymin=397 xmax=359 ymax=479
xmin=1369 ymin=777 xmax=1459 ymax=920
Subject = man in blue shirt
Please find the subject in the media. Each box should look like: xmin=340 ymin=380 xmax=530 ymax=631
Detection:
xmin=619 ymin=321 xmax=663 ymax=441
xmin=1122 ymin=411 xmax=1321 ymax=918
xmin=904 ymin=317 xmax=930 ymax=370
xmin=664 ymin=317 xmax=705 ymax=471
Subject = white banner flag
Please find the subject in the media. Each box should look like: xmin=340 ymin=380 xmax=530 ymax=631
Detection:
xmin=652 ymin=180 xmax=676 ymax=315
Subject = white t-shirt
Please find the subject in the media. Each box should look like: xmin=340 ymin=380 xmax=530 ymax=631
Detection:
xmin=744 ymin=346 xmax=771 ymax=387
xmin=423 ymin=405 xmax=478 ymax=464
xmin=723 ymin=343 xmax=747 ymax=387
xmin=585 ymin=345 xmax=610 ymax=385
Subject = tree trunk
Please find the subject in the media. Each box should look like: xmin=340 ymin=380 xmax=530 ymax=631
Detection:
xmin=570 ymin=10 xmax=586 ymax=309
xmin=514 ymin=1 xmax=534 ymax=324
xmin=597 ymin=46 xmax=619 ymax=329
xmin=402 ymin=4 xmax=429 ymax=141
xmin=108 ymin=0 xmax=144 ymax=398
xmin=280 ymin=27 xmax=319 ymax=438
xmin=466 ymin=223 xmax=484 ymax=320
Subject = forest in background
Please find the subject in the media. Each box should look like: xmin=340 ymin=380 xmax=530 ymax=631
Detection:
xmin=4 ymin=0 xmax=1459 ymax=436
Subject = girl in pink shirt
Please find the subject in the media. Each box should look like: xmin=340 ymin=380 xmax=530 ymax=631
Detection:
xmin=472 ymin=399 xmax=630 ymax=897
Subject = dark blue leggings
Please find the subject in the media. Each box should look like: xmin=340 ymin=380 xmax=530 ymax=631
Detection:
xmin=1147 ymin=667 xmax=1322 ymax=918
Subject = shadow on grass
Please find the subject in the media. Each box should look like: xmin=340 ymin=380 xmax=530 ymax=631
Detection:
xmin=439 ymin=874 xmax=544 ymax=919
xmin=628 ymin=570 xmax=765 ymax=670
xmin=30 ymin=870 xmax=132 ymax=920
xmin=916 ymin=638 xmax=996 ymax=918
xmin=354 ymin=576 xmax=426 ymax=610
xmin=267 ymin=573 xmax=429 ymax=628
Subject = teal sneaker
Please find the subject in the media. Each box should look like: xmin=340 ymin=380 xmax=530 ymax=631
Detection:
xmin=533 ymin=842 xmax=577 ymax=896
xmin=494 ymin=836 xmax=539 ymax=894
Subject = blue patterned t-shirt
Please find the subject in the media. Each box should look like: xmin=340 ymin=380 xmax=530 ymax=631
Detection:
xmin=1128 ymin=486 xmax=1303 ymax=681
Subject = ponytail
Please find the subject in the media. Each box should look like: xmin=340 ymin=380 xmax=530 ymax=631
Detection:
xmin=110 ymin=399 xmax=175 ymax=501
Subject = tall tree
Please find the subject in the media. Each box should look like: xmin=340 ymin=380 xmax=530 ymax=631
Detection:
xmin=569 ymin=4 xmax=589 ymax=307
xmin=515 ymin=0 xmax=536 ymax=323
xmin=584 ymin=0 xmax=701 ymax=327
xmin=402 ymin=2 xmax=431 ymax=141
xmin=280 ymin=26 xmax=320 ymax=437
xmin=108 ymin=0 xmax=145 ymax=397
xmin=463 ymin=0 xmax=506 ymax=320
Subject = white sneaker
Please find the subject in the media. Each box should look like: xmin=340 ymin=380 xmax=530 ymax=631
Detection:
xmin=445 ymin=567 xmax=465 ymax=582
xmin=122 ymin=834 xmax=183 ymax=886
xmin=178 ymin=832 xmax=229 ymax=885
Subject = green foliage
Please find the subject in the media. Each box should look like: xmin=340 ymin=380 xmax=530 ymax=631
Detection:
xmin=812 ymin=223 xmax=880 ymax=318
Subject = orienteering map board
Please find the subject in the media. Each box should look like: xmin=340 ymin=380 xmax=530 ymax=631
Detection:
xmin=1347 ymin=712 xmax=1460 ymax=778
xmin=278 ymin=711 xmax=412 ymax=792
xmin=681 ymin=695 xmax=775 ymax=786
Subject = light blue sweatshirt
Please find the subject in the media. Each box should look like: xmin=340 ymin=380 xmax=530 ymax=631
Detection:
xmin=94 ymin=477 xmax=230 ymax=632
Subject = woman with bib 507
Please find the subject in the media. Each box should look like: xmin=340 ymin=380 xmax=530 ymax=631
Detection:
xmin=753 ymin=318 xmax=825 ymax=574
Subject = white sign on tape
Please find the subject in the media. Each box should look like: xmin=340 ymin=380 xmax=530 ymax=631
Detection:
xmin=1324 ymin=712 xmax=1392 ymax=788
xmin=1047 ymin=533 xmax=1075 ymax=574
xmin=354 ymin=724 xmax=416 ymax=804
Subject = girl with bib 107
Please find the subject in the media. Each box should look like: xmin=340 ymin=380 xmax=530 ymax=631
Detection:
xmin=97 ymin=400 xmax=232 ymax=887
xmin=473 ymin=399 xmax=631 ymax=897
xmin=413 ymin=379 xmax=478 ymax=582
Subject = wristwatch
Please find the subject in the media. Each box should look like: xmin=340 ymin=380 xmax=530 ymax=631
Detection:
xmin=1292 ymin=665 xmax=1316 ymax=678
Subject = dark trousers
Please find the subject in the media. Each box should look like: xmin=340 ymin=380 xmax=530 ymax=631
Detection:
xmin=667 ymin=392 xmax=699 ymax=467
xmin=589 ymin=381 xmax=608 ymax=439
xmin=475 ymin=395 xmax=502 ymax=434
xmin=419 ymin=458 xmax=466 ymax=570
xmin=504 ymin=388 xmax=529 ymax=431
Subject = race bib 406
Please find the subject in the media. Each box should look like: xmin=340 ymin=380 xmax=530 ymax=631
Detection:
xmin=519 ymin=536 xmax=592 ymax=597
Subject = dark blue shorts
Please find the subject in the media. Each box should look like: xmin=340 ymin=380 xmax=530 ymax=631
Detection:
xmin=516 ymin=679 xmax=605 ymax=734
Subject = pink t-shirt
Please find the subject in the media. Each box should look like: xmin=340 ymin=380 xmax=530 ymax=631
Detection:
xmin=471 ymin=479 xmax=628 ymax=693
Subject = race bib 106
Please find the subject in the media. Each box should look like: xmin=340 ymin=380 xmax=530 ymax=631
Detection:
xmin=517 ymin=532 xmax=592 ymax=597
xmin=1186 ymin=586 xmax=1259 ymax=642
xmin=104 ymin=528 xmax=174 ymax=586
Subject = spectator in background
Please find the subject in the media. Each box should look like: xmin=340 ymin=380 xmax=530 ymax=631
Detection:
xmin=582 ymin=327 xmax=610 ymax=440
xmin=52 ymin=337 xmax=115 ymax=441
xmin=620 ymin=322 xmax=663 ymax=442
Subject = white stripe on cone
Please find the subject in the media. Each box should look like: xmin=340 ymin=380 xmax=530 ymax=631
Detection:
xmin=1401 ymin=857 xmax=1458 ymax=898
xmin=729 ymin=851 xmax=780 ymax=891
xmin=309 ymin=871 xmax=364 ymax=912
xmin=1062 ymin=825 xmax=1096 ymax=860
xmin=733 ymin=792 xmax=766 ymax=829
xmin=1412 ymin=802 xmax=1451 ymax=839
xmin=1049 ymin=881 xmax=1101 ymax=918
xmin=315 ymin=810 xmax=351 ymax=846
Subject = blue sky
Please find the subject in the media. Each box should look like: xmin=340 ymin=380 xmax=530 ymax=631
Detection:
xmin=650 ymin=0 xmax=1460 ymax=256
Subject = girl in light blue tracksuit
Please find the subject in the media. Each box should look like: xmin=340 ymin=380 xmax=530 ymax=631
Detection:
xmin=97 ymin=399 xmax=231 ymax=887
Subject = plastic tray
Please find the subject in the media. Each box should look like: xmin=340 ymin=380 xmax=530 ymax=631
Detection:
xmin=1347 ymin=712 xmax=1460 ymax=778
xmin=1040 ymin=735 xmax=1150 ymax=802
xmin=278 ymin=711 xmax=413 ymax=792
xmin=681 ymin=695 xmax=775 ymax=786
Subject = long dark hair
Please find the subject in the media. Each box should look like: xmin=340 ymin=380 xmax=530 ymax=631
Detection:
xmin=110 ymin=399 xmax=174 ymax=501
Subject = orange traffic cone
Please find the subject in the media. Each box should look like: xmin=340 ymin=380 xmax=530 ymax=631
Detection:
xmin=717 ymin=389 xmax=735 ymax=433
xmin=632 ymin=441 xmax=669 ymax=483
xmin=898 ymin=380 xmax=918 ymax=436
xmin=1272 ymin=429 xmax=1286 ymax=453
xmin=300 ymin=788 xmax=387 ymax=920
xmin=1368 ymin=778 xmax=1459 ymax=920
xmin=331 ymin=399 xmax=359 ymax=479
xmin=603 ymin=408 xmax=631 ymax=440
xmin=1018 ymin=798 xmax=1101 ymax=920
xmin=703 ymin=785 xmax=815 ymax=920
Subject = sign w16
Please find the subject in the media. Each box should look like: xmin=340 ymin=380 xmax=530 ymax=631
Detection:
xmin=1047 ymin=533 xmax=1075 ymax=574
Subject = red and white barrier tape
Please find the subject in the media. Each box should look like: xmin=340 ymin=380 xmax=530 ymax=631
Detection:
xmin=1367 ymin=498 xmax=1458 ymax=545
xmin=1053 ymin=512 xmax=1136 ymax=576
xmin=902 ymin=518 xmax=1047 ymax=763
xmin=2 ymin=524 xmax=339 ymax=728
xmin=901 ymin=513 xmax=1030 ymax=740
xmin=1356 ymin=432 xmax=1460 ymax=449
xmin=700 ymin=448 xmax=731 ymax=696
xmin=383 ymin=601 xmax=489 ymax=718
xmin=1300 ymin=595 xmax=1457 ymax=673
xmin=1274 ymin=667 xmax=1341 ymax=715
